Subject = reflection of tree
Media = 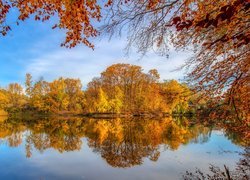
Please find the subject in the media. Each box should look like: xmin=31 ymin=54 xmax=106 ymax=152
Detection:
xmin=85 ymin=117 xmax=212 ymax=167
xmin=0 ymin=117 xmax=85 ymax=155
xmin=24 ymin=117 xmax=85 ymax=154
xmin=86 ymin=119 xmax=161 ymax=168
xmin=197 ymin=116 xmax=250 ymax=148
xmin=7 ymin=132 xmax=23 ymax=147
xmin=0 ymin=118 xmax=26 ymax=147
xmin=183 ymin=148 xmax=250 ymax=180
xmin=0 ymin=116 xmax=246 ymax=169
xmin=223 ymin=122 xmax=250 ymax=148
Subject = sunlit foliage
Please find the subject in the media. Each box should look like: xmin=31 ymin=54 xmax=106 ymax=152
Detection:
xmin=0 ymin=89 xmax=9 ymax=110
xmin=25 ymin=75 xmax=85 ymax=113
xmin=0 ymin=0 xmax=248 ymax=120
xmin=101 ymin=0 xmax=250 ymax=121
xmin=85 ymin=63 xmax=192 ymax=114
xmin=0 ymin=0 xmax=101 ymax=48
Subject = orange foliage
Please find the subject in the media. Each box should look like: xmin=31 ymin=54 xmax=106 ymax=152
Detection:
xmin=101 ymin=0 xmax=250 ymax=120
xmin=0 ymin=0 xmax=101 ymax=48
xmin=1 ymin=0 xmax=249 ymax=120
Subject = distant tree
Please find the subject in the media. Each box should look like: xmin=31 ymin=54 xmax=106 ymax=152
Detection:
xmin=64 ymin=78 xmax=84 ymax=112
xmin=96 ymin=88 xmax=110 ymax=113
xmin=7 ymin=83 xmax=25 ymax=109
xmin=0 ymin=89 xmax=9 ymax=110
xmin=85 ymin=63 xmax=192 ymax=114
xmin=160 ymin=80 xmax=191 ymax=114
xmin=30 ymin=79 xmax=50 ymax=112
xmin=86 ymin=64 xmax=160 ymax=113
xmin=109 ymin=86 xmax=123 ymax=113
xmin=25 ymin=73 xmax=32 ymax=97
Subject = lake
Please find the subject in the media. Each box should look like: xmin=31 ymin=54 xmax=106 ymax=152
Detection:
xmin=0 ymin=116 xmax=247 ymax=179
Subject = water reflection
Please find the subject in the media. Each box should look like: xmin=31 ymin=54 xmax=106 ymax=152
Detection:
xmin=0 ymin=116 xmax=247 ymax=179
xmin=0 ymin=116 xmax=221 ymax=166
xmin=183 ymin=147 xmax=250 ymax=179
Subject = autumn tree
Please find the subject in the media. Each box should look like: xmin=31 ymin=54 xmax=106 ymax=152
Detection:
xmin=0 ymin=0 xmax=102 ymax=48
xmin=25 ymin=73 xmax=32 ymax=97
xmin=85 ymin=77 xmax=102 ymax=113
xmin=96 ymin=88 xmax=110 ymax=113
xmin=24 ymin=75 xmax=85 ymax=113
xmin=0 ymin=88 xmax=9 ymax=110
xmin=84 ymin=63 xmax=195 ymax=114
xmin=64 ymin=78 xmax=85 ymax=112
xmin=101 ymin=0 xmax=250 ymax=120
xmin=37 ymin=77 xmax=85 ymax=113
xmin=29 ymin=78 xmax=50 ymax=112
xmin=160 ymin=80 xmax=192 ymax=114
xmin=7 ymin=83 xmax=26 ymax=110
xmin=85 ymin=63 xmax=169 ymax=113
xmin=109 ymin=86 xmax=123 ymax=113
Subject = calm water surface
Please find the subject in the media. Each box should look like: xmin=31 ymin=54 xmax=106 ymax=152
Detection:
xmin=0 ymin=116 xmax=245 ymax=179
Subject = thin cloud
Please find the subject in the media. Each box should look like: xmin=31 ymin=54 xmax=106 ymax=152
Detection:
xmin=24 ymin=38 xmax=191 ymax=86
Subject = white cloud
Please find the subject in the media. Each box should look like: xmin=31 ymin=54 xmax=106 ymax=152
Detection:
xmin=24 ymin=37 xmax=192 ymax=86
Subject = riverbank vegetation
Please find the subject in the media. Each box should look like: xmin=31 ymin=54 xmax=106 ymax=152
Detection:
xmin=0 ymin=63 xmax=196 ymax=116
xmin=0 ymin=63 xmax=248 ymax=126
xmin=0 ymin=1 xmax=248 ymax=129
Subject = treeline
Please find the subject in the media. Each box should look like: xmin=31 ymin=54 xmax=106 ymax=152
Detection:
xmin=0 ymin=63 xmax=203 ymax=115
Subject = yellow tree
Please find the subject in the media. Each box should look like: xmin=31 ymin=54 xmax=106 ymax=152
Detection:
xmin=160 ymin=80 xmax=191 ymax=114
xmin=48 ymin=78 xmax=69 ymax=112
xmin=0 ymin=89 xmax=9 ymax=110
xmin=86 ymin=63 xmax=168 ymax=113
xmin=85 ymin=77 xmax=102 ymax=112
xmin=29 ymin=78 xmax=50 ymax=112
xmin=7 ymin=83 xmax=25 ymax=109
xmin=25 ymin=73 xmax=32 ymax=97
xmin=109 ymin=86 xmax=123 ymax=113
xmin=96 ymin=88 xmax=110 ymax=113
xmin=64 ymin=78 xmax=84 ymax=112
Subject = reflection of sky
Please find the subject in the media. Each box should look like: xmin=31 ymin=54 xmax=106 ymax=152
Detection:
xmin=0 ymin=131 xmax=243 ymax=180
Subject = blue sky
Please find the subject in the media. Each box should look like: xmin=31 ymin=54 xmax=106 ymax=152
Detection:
xmin=0 ymin=10 xmax=191 ymax=87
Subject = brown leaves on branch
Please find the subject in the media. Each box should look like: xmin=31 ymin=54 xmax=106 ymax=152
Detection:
xmin=171 ymin=0 xmax=250 ymax=48
xmin=0 ymin=0 xmax=11 ymax=36
xmin=0 ymin=0 xmax=102 ymax=48
xmin=99 ymin=0 xmax=250 ymax=120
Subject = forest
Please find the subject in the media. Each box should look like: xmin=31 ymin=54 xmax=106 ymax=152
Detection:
xmin=1 ymin=62 xmax=248 ymax=124
xmin=0 ymin=0 xmax=248 ymax=123
xmin=0 ymin=63 xmax=197 ymax=116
